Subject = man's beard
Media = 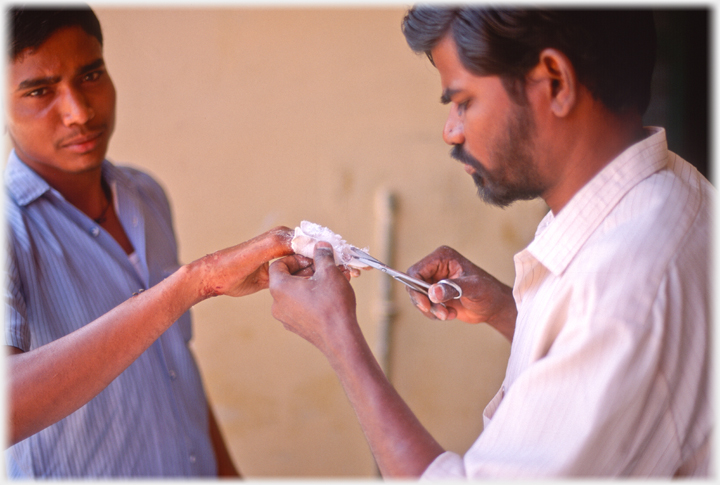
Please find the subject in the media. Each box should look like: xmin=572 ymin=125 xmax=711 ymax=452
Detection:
xmin=451 ymin=102 xmax=545 ymax=208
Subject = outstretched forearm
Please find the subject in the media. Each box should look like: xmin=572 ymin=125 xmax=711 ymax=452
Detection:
xmin=7 ymin=263 xmax=206 ymax=446
xmin=7 ymin=226 xmax=294 ymax=446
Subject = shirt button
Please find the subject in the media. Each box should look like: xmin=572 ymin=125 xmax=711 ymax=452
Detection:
xmin=133 ymin=216 xmax=138 ymax=226
xmin=189 ymin=454 xmax=196 ymax=463
xmin=90 ymin=226 xmax=100 ymax=237
xmin=169 ymin=370 xmax=177 ymax=380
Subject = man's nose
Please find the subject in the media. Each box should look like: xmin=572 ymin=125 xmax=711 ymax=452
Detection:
xmin=442 ymin=107 xmax=464 ymax=145
xmin=60 ymin=88 xmax=94 ymax=126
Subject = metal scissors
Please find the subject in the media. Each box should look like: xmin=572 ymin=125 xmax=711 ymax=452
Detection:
xmin=349 ymin=247 xmax=462 ymax=299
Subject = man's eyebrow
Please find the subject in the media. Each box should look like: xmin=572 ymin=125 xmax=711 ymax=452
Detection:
xmin=16 ymin=75 xmax=61 ymax=91
xmin=15 ymin=58 xmax=105 ymax=92
xmin=440 ymin=88 xmax=460 ymax=105
xmin=78 ymin=58 xmax=105 ymax=76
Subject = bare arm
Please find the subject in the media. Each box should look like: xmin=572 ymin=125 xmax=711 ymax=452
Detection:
xmin=268 ymin=243 xmax=445 ymax=478
xmin=326 ymin=319 xmax=446 ymax=477
xmin=7 ymin=227 xmax=293 ymax=447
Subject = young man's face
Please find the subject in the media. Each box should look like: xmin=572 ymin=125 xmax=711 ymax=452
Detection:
xmin=6 ymin=25 xmax=116 ymax=179
xmin=431 ymin=35 xmax=546 ymax=207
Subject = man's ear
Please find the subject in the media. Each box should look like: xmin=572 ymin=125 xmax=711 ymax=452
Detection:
xmin=529 ymin=48 xmax=577 ymax=118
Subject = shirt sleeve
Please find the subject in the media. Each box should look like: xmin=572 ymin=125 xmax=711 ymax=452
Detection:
xmin=4 ymin=241 xmax=30 ymax=351
xmin=421 ymin=452 xmax=467 ymax=480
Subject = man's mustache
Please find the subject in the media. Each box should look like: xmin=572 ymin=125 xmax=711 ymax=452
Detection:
xmin=451 ymin=144 xmax=483 ymax=172
xmin=450 ymin=144 xmax=492 ymax=195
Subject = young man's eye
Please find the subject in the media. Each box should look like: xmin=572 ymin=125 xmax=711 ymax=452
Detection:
xmin=457 ymin=100 xmax=469 ymax=114
xmin=24 ymin=87 xmax=49 ymax=98
xmin=83 ymin=70 xmax=103 ymax=82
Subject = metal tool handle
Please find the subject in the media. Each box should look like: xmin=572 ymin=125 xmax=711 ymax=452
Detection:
xmin=350 ymin=247 xmax=431 ymax=295
xmin=436 ymin=279 xmax=462 ymax=299
xmin=350 ymin=247 xmax=464 ymax=299
xmin=389 ymin=271 xmax=432 ymax=295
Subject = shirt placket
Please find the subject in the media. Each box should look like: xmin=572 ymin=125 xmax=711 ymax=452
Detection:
xmin=111 ymin=175 xmax=203 ymax=473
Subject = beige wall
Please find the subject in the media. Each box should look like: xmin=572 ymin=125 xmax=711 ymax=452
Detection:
xmin=92 ymin=6 xmax=547 ymax=477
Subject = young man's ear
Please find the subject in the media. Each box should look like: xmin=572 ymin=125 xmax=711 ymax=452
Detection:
xmin=528 ymin=48 xmax=578 ymax=118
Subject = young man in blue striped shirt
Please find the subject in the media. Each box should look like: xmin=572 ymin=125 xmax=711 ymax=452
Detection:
xmin=4 ymin=5 xmax=295 ymax=477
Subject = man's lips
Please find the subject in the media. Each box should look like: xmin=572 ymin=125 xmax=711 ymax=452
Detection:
xmin=451 ymin=144 xmax=480 ymax=175
xmin=60 ymin=131 xmax=104 ymax=153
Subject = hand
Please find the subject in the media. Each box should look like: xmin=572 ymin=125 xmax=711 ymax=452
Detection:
xmin=270 ymin=243 xmax=446 ymax=478
xmin=192 ymin=226 xmax=296 ymax=299
xmin=406 ymin=246 xmax=517 ymax=341
xmin=268 ymin=242 xmax=358 ymax=357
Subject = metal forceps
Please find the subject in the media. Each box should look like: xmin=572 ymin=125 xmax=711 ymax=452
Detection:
xmin=349 ymin=247 xmax=462 ymax=299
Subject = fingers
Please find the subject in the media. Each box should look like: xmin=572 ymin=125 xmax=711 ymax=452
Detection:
xmin=269 ymin=256 xmax=303 ymax=285
xmin=292 ymin=264 xmax=316 ymax=277
xmin=271 ymin=254 xmax=314 ymax=277
xmin=270 ymin=242 xmax=339 ymax=287
xmin=428 ymin=280 xmax=461 ymax=303
xmin=406 ymin=287 xmax=458 ymax=321
xmin=269 ymin=257 xmax=313 ymax=309
xmin=407 ymin=287 xmax=433 ymax=313
xmin=406 ymin=245 xmax=461 ymax=280
xmin=252 ymin=226 xmax=296 ymax=261
xmin=272 ymin=242 xmax=355 ymax=283
xmin=405 ymin=246 xmax=470 ymax=322
xmin=345 ymin=267 xmax=361 ymax=279
xmin=214 ymin=226 xmax=295 ymax=274
xmin=430 ymin=302 xmax=457 ymax=321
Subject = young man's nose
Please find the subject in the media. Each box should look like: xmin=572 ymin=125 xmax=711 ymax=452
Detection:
xmin=60 ymin=88 xmax=95 ymax=126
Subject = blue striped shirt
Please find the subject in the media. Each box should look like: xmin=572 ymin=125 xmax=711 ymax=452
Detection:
xmin=4 ymin=151 xmax=217 ymax=477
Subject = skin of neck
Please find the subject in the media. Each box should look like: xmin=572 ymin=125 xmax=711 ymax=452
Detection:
xmin=531 ymin=84 xmax=646 ymax=214
xmin=36 ymin=163 xmax=109 ymax=219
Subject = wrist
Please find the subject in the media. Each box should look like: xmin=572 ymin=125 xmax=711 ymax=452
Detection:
xmin=179 ymin=255 xmax=218 ymax=305
xmin=486 ymin=287 xmax=517 ymax=342
xmin=322 ymin=313 xmax=367 ymax=369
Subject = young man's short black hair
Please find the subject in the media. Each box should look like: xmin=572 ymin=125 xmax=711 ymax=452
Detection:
xmin=9 ymin=4 xmax=103 ymax=60
xmin=402 ymin=6 xmax=657 ymax=116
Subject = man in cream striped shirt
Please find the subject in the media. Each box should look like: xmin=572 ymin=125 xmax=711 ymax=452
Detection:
xmin=268 ymin=6 xmax=712 ymax=478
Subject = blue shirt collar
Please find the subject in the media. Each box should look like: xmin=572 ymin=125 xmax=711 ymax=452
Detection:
xmin=4 ymin=150 xmax=130 ymax=206
xmin=4 ymin=151 xmax=52 ymax=206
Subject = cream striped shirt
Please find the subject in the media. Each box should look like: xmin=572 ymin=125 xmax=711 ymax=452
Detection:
xmin=422 ymin=127 xmax=712 ymax=478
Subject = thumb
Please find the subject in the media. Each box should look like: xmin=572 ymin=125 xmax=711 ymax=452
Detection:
xmin=313 ymin=241 xmax=338 ymax=271
xmin=428 ymin=279 xmax=462 ymax=303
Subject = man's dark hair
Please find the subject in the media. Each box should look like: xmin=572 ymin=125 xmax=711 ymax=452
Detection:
xmin=402 ymin=6 xmax=657 ymax=115
xmin=9 ymin=4 xmax=103 ymax=60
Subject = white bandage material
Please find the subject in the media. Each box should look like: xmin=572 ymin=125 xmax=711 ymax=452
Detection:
xmin=291 ymin=221 xmax=370 ymax=269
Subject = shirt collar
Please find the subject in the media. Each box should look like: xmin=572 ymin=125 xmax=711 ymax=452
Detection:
xmin=4 ymin=150 xmax=126 ymax=206
xmin=4 ymin=151 xmax=52 ymax=206
xmin=525 ymin=126 xmax=670 ymax=276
